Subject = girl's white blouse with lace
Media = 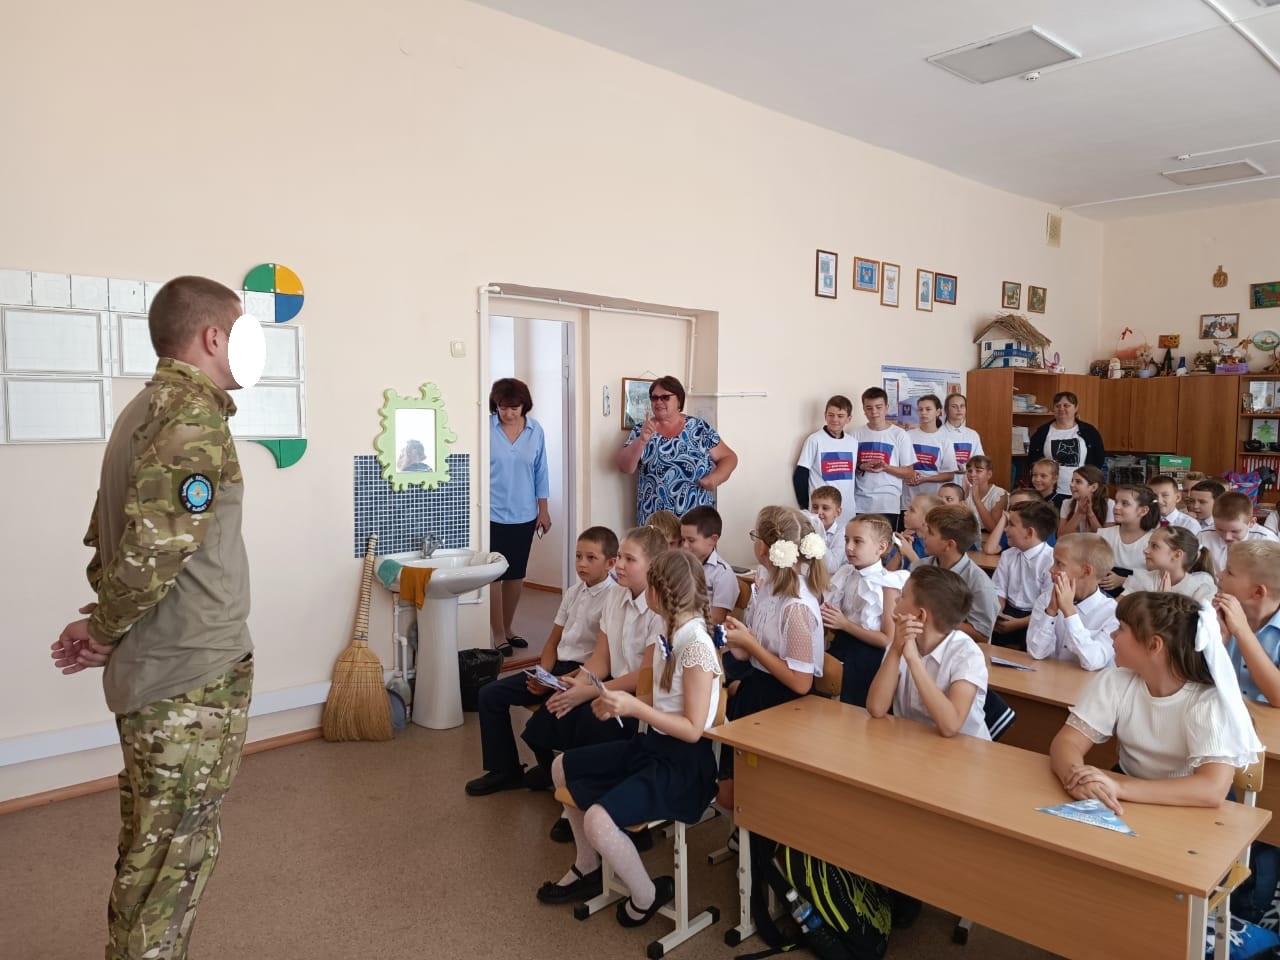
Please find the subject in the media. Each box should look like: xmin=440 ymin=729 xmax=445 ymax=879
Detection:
xmin=744 ymin=576 xmax=824 ymax=676
xmin=652 ymin=618 xmax=723 ymax=731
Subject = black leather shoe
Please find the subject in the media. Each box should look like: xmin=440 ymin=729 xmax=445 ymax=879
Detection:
xmin=629 ymin=826 xmax=653 ymax=852
xmin=536 ymin=865 xmax=602 ymax=904
xmin=549 ymin=817 xmax=573 ymax=843
xmin=464 ymin=768 xmax=525 ymax=796
xmin=523 ymin=765 xmax=552 ymax=791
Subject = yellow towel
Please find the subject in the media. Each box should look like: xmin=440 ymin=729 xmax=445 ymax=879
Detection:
xmin=399 ymin=567 xmax=434 ymax=609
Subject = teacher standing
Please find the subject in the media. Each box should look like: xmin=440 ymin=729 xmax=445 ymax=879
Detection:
xmin=489 ymin=378 xmax=551 ymax=658
xmin=1027 ymin=390 xmax=1106 ymax=503
xmin=615 ymin=375 xmax=738 ymax=525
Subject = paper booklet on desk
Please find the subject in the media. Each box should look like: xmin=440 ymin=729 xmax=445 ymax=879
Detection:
xmin=990 ymin=656 xmax=1035 ymax=671
xmin=1037 ymin=799 xmax=1136 ymax=836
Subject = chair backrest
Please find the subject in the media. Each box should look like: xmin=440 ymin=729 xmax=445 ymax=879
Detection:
xmin=983 ymin=689 xmax=1016 ymax=742
xmin=813 ymin=653 xmax=844 ymax=698
xmin=1236 ymin=758 xmax=1265 ymax=805
xmin=732 ymin=577 xmax=752 ymax=620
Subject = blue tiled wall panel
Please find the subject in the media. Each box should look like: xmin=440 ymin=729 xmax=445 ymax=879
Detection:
xmin=353 ymin=454 xmax=470 ymax=557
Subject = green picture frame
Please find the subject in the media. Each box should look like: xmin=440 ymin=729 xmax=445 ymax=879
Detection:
xmin=373 ymin=383 xmax=458 ymax=491
xmin=1252 ymin=281 xmax=1280 ymax=309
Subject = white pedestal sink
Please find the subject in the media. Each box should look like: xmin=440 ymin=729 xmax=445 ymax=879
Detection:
xmin=382 ymin=548 xmax=508 ymax=729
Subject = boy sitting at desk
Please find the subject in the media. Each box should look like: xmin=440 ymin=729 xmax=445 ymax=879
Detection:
xmin=866 ymin=565 xmax=990 ymax=740
xmin=1198 ymin=492 xmax=1280 ymax=572
xmin=1214 ymin=540 xmax=1280 ymax=705
xmin=678 ymin=505 xmax=739 ymax=625
xmin=1026 ymin=533 xmax=1119 ymax=670
xmin=991 ymin=499 xmax=1059 ymax=650
xmin=917 ymin=505 xmax=998 ymax=642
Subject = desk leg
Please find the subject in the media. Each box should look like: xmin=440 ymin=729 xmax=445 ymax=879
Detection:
xmin=1186 ymin=895 xmax=1207 ymax=960
xmin=724 ymin=825 xmax=754 ymax=946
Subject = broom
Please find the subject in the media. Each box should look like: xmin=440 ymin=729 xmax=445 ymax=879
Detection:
xmin=322 ymin=533 xmax=393 ymax=742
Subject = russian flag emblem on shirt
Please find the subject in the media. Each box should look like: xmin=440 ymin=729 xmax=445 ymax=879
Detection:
xmin=913 ymin=444 xmax=940 ymax=473
xmin=857 ymin=441 xmax=893 ymax=467
xmin=820 ymin=451 xmax=854 ymax=480
xmin=952 ymin=443 xmax=973 ymax=466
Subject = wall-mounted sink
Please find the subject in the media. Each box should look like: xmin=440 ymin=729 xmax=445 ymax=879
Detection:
xmin=380 ymin=548 xmax=508 ymax=730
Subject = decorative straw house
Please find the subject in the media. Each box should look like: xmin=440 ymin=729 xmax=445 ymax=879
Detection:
xmin=974 ymin=314 xmax=1051 ymax=369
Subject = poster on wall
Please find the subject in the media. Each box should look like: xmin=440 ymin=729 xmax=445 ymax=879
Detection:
xmin=881 ymin=364 xmax=964 ymax=427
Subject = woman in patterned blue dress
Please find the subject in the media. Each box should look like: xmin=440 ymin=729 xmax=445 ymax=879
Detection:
xmin=615 ymin=376 xmax=738 ymax=525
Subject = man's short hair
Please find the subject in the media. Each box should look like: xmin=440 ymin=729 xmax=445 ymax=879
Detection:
xmin=680 ymin=505 xmax=723 ymax=538
xmin=860 ymin=387 xmax=888 ymax=404
xmin=148 ymin=276 xmax=242 ymax=358
xmin=925 ymin=505 xmax=979 ymax=552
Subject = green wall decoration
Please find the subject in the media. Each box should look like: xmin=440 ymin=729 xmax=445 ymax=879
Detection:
xmin=252 ymin=438 xmax=308 ymax=468
xmin=373 ymin=383 xmax=457 ymax=491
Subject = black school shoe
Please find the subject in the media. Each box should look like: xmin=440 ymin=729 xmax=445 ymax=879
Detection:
xmin=536 ymin=865 xmax=603 ymax=904
xmin=616 ymin=875 xmax=675 ymax=927
xmin=549 ymin=817 xmax=573 ymax=843
xmin=464 ymin=767 xmax=525 ymax=796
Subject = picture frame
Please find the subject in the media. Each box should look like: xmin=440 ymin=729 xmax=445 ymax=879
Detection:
xmin=1251 ymin=281 xmax=1280 ymax=309
xmin=854 ymin=257 xmax=880 ymax=293
xmin=1001 ymin=281 xmax=1021 ymax=309
xmin=1200 ymin=313 xmax=1239 ymax=340
xmin=815 ymin=250 xmax=838 ymax=299
xmin=621 ymin=377 xmax=656 ymax=431
xmin=934 ymin=273 xmax=957 ymax=305
xmin=1252 ymin=419 xmax=1279 ymax=445
xmin=1028 ymin=285 xmax=1047 ymax=314
xmin=916 ymin=269 xmax=934 ymax=312
xmin=880 ymin=262 xmax=901 ymax=307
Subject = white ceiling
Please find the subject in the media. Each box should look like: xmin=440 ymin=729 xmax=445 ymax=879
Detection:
xmin=471 ymin=0 xmax=1280 ymax=220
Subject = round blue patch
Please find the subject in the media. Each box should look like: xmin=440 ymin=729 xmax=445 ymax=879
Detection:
xmin=180 ymin=474 xmax=213 ymax=513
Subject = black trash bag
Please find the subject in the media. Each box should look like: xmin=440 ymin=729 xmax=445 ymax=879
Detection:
xmin=458 ymin=648 xmax=503 ymax=712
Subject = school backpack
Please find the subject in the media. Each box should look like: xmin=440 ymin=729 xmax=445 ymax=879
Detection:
xmin=736 ymin=832 xmax=891 ymax=960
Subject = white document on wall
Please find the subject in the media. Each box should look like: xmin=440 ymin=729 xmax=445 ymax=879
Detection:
xmin=229 ymin=382 xmax=304 ymax=439
xmin=4 ymin=378 xmax=112 ymax=442
xmin=3 ymin=307 xmax=107 ymax=374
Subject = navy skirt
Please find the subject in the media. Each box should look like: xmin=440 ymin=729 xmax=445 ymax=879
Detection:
xmin=491 ymin=520 xmax=537 ymax=581
xmin=522 ymin=699 xmax=639 ymax=755
xmin=828 ymin=631 xmax=885 ymax=708
xmin=719 ymin=668 xmax=802 ymax=780
xmin=564 ymin=730 xmax=717 ymax=827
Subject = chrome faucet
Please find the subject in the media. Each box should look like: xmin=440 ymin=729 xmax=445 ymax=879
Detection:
xmin=421 ymin=532 xmax=443 ymax=558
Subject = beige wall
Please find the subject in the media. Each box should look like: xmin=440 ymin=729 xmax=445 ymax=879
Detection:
xmin=0 ymin=0 xmax=1105 ymax=800
xmin=1101 ymin=200 xmax=1280 ymax=365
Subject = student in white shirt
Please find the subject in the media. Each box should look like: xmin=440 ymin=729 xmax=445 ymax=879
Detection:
xmin=919 ymin=505 xmax=1000 ymax=641
xmin=852 ymin=386 xmax=914 ymax=528
xmin=1147 ymin=474 xmax=1201 ymax=533
xmin=466 ymin=526 xmax=618 ymax=796
xmin=794 ymin=394 xmax=857 ymax=520
xmin=1198 ymin=491 xmax=1280 ymax=572
xmin=1184 ymin=478 xmax=1227 ymax=532
xmin=867 ymin=565 xmax=990 ymax=739
xmin=1097 ymin=485 xmax=1158 ymax=597
xmin=678 ymin=505 xmax=741 ymax=623
xmin=1057 ymin=465 xmax=1115 ymax=537
xmin=1027 ymin=533 xmax=1119 ymax=670
xmin=1050 ymin=592 xmax=1262 ymax=813
xmin=1122 ymin=526 xmax=1216 ymax=604
xmin=821 ymin=514 xmax=908 ymax=706
xmin=992 ymin=499 xmax=1059 ymax=650
xmin=807 ymin=486 xmax=849 ymax=575
xmin=964 ymin=455 xmax=1007 ymax=535
xmin=901 ymin=393 xmax=957 ymax=509
xmin=941 ymin=393 xmax=985 ymax=470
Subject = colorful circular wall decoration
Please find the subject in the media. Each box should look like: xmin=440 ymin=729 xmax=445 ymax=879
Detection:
xmin=243 ymin=262 xmax=304 ymax=322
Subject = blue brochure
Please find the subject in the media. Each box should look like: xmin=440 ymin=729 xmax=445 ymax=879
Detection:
xmin=1036 ymin=798 xmax=1136 ymax=837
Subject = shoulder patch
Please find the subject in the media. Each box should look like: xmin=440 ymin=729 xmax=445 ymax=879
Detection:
xmin=179 ymin=474 xmax=215 ymax=513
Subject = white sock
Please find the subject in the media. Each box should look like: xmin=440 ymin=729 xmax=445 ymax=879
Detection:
xmin=585 ymin=804 xmax=654 ymax=912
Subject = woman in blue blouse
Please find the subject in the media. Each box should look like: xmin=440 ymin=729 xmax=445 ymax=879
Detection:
xmin=490 ymin=378 xmax=551 ymax=658
xmin=615 ymin=376 xmax=738 ymax=525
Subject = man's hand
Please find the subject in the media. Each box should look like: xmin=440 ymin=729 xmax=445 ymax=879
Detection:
xmin=51 ymin=611 xmax=112 ymax=675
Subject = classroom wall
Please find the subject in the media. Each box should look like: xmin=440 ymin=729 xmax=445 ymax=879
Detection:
xmin=1100 ymin=199 xmax=1280 ymax=366
xmin=0 ymin=0 xmax=1104 ymax=801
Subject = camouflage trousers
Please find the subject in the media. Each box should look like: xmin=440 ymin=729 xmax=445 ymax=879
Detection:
xmin=107 ymin=658 xmax=253 ymax=960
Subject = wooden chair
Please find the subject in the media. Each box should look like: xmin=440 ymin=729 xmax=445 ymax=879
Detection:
xmin=554 ymin=665 xmax=728 ymax=958
xmin=813 ymin=653 xmax=844 ymax=699
xmin=731 ymin=577 xmax=752 ymax=622
xmin=1207 ymin=759 xmax=1265 ymax=958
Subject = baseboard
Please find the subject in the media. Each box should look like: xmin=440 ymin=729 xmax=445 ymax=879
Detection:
xmin=523 ymin=581 xmax=563 ymax=594
xmin=0 ymin=727 xmax=323 ymax=816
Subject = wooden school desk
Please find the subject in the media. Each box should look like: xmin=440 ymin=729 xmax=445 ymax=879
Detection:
xmin=972 ymin=550 xmax=1000 ymax=574
xmin=710 ymin=697 xmax=1269 ymax=960
xmin=1248 ymin=701 xmax=1280 ymax=846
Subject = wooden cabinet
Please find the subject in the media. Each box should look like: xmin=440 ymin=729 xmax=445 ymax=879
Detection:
xmin=1099 ymin=377 xmax=1179 ymax=452
xmin=1177 ymin=374 xmax=1240 ymax=480
xmin=1239 ymin=375 xmax=1280 ymax=505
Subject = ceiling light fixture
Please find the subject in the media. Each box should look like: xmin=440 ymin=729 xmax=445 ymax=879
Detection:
xmin=1160 ymin=159 xmax=1266 ymax=186
xmin=928 ymin=26 xmax=1080 ymax=84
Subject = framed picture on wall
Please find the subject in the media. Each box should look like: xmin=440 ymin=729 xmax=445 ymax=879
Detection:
xmin=815 ymin=250 xmax=838 ymax=298
xmin=1251 ymin=282 xmax=1280 ymax=309
xmin=621 ymin=377 xmax=656 ymax=431
xmin=916 ymin=269 xmax=934 ymax=312
xmin=1002 ymin=281 xmax=1021 ymax=309
xmin=1028 ymin=285 xmax=1047 ymax=314
xmin=1200 ymin=313 xmax=1239 ymax=340
xmin=880 ymin=262 xmax=901 ymax=307
xmin=934 ymin=273 xmax=957 ymax=305
xmin=854 ymin=257 xmax=880 ymax=293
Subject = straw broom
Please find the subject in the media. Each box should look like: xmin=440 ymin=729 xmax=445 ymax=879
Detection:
xmin=323 ymin=533 xmax=393 ymax=742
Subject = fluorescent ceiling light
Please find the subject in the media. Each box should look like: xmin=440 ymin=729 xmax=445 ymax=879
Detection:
xmin=928 ymin=26 xmax=1080 ymax=84
xmin=1160 ymin=160 xmax=1266 ymax=186
xmin=1255 ymin=0 xmax=1280 ymax=8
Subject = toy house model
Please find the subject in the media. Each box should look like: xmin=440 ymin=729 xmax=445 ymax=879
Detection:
xmin=974 ymin=314 xmax=1051 ymax=369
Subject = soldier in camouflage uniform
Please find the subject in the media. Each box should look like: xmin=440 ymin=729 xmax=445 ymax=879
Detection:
xmin=53 ymin=276 xmax=255 ymax=960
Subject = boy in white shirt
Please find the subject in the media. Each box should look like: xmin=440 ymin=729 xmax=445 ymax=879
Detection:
xmin=808 ymin=485 xmax=848 ymax=575
xmin=1185 ymin=478 xmax=1227 ymax=532
xmin=1147 ymin=474 xmax=1201 ymax=532
xmin=467 ymin=526 xmax=618 ymax=796
xmin=678 ymin=505 xmax=741 ymax=623
xmin=852 ymin=386 xmax=914 ymax=528
xmin=1027 ymin=533 xmax=1119 ymax=670
xmin=794 ymin=394 xmax=856 ymax=520
xmin=992 ymin=499 xmax=1059 ymax=650
xmin=918 ymin=504 xmax=999 ymax=641
xmin=1198 ymin=492 xmax=1280 ymax=572
xmin=866 ymin=565 xmax=990 ymax=740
